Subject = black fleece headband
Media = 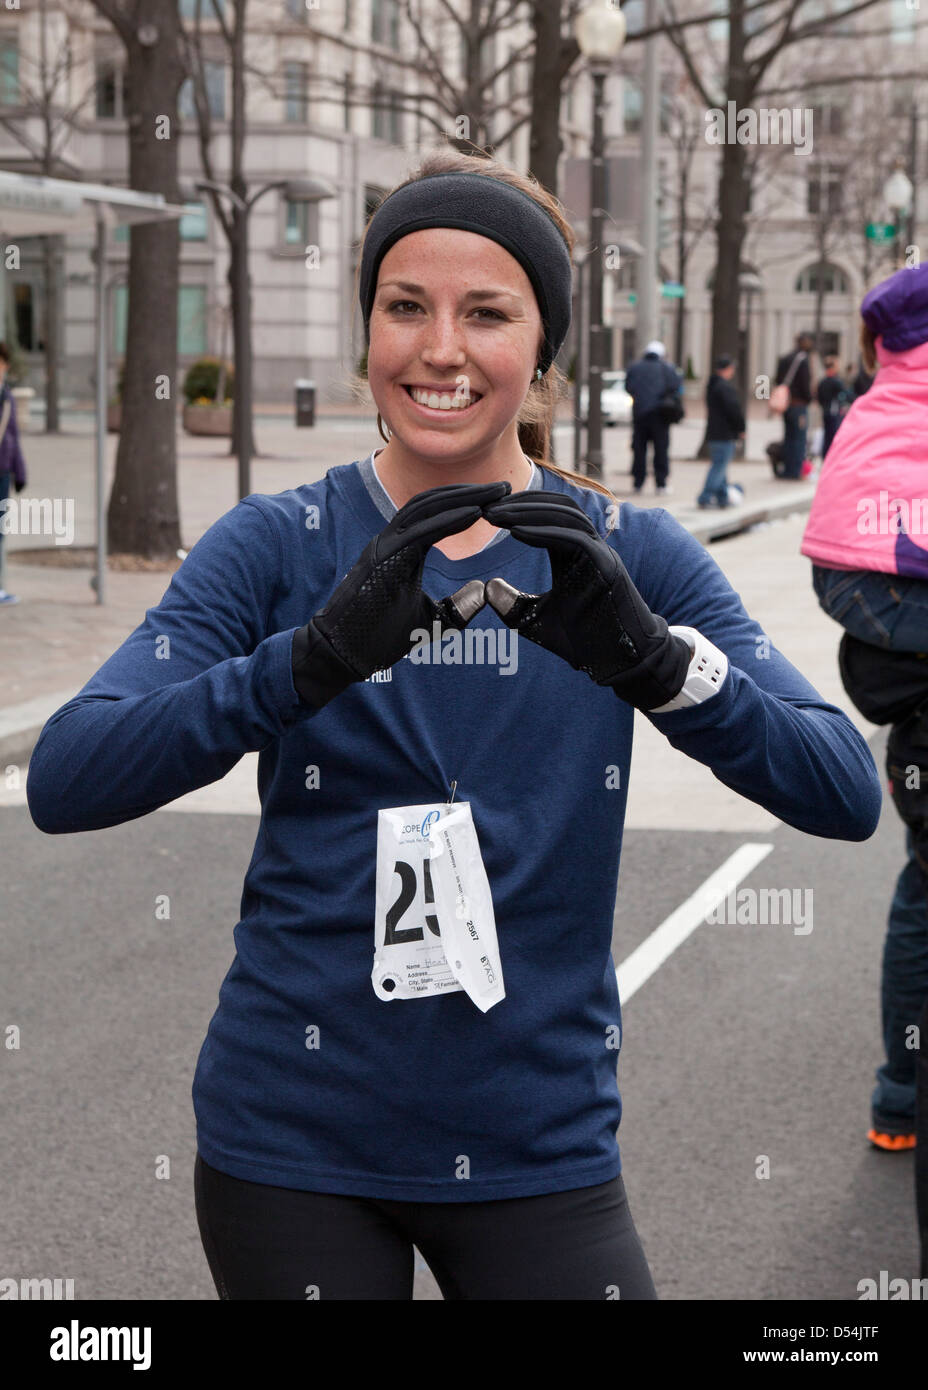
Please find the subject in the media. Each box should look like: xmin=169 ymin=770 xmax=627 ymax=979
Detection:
xmin=359 ymin=171 xmax=573 ymax=376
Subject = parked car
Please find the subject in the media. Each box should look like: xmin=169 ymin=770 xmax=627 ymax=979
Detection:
xmin=578 ymin=370 xmax=634 ymax=425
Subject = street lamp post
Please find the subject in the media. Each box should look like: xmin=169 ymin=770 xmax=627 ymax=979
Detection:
xmin=883 ymin=161 xmax=913 ymax=271
xmin=737 ymin=271 xmax=762 ymax=462
xmin=179 ymin=175 xmax=336 ymax=499
xmin=576 ymin=2 xmax=627 ymax=482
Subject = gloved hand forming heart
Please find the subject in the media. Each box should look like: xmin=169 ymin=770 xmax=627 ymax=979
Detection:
xmin=480 ymin=491 xmax=691 ymax=712
xmin=291 ymin=480 xmax=510 ymax=710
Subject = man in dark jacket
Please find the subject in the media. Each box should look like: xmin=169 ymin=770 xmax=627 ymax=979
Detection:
xmin=774 ymin=332 xmax=815 ymax=480
xmin=816 ymin=355 xmax=850 ymax=458
xmin=697 ymin=355 xmax=746 ymax=509
xmin=0 ymin=341 xmax=27 ymax=606
xmin=624 ymin=339 xmax=682 ymax=496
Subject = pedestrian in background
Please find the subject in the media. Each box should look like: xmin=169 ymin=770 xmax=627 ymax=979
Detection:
xmin=0 ymin=341 xmax=27 ymax=607
xmin=624 ymin=339 xmax=683 ymax=498
xmin=697 ymin=354 xmax=745 ymax=510
xmin=816 ymin=354 xmax=850 ymax=458
xmin=802 ymin=262 xmax=928 ymax=1157
xmin=773 ymin=332 xmax=815 ymax=479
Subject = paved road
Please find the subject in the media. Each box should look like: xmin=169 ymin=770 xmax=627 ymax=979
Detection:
xmin=0 ymin=730 xmax=912 ymax=1301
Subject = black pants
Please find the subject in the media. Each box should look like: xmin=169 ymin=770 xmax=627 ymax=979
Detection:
xmin=631 ymin=413 xmax=670 ymax=488
xmin=194 ymin=1152 xmax=657 ymax=1300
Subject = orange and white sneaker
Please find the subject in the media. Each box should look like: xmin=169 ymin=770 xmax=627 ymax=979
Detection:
xmin=867 ymin=1128 xmax=916 ymax=1152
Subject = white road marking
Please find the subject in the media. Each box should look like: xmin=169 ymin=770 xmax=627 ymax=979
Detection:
xmin=615 ymin=842 xmax=775 ymax=1004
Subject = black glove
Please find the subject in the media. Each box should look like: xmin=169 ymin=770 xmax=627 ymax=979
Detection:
xmin=481 ymin=491 xmax=691 ymax=711
xmin=291 ymin=480 xmax=511 ymax=709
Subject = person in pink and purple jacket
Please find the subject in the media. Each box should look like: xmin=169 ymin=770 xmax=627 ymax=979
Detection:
xmin=802 ymin=263 xmax=928 ymax=1178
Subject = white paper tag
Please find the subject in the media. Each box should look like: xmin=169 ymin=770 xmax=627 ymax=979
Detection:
xmin=426 ymin=804 xmax=505 ymax=1013
xmin=372 ymin=801 xmax=505 ymax=1011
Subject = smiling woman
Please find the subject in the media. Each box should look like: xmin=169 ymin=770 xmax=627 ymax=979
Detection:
xmin=348 ymin=149 xmax=619 ymax=522
xmin=24 ymin=143 xmax=883 ymax=1308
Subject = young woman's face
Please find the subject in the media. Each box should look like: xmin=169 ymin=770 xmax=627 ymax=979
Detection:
xmin=367 ymin=227 xmax=543 ymax=462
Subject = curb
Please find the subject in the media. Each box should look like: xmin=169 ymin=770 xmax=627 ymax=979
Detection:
xmin=0 ymin=690 xmax=73 ymax=773
xmin=680 ymin=484 xmax=815 ymax=544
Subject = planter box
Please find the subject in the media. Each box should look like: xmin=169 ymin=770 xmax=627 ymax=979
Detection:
xmin=183 ymin=403 xmax=233 ymax=436
xmin=11 ymin=386 xmax=35 ymax=424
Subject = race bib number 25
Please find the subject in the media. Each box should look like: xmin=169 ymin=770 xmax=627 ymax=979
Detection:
xmin=372 ymin=802 xmax=505 ymax=1012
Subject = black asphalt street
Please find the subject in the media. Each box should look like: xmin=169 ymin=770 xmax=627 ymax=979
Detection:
xmin=0 ymin=723 xmax=917 ymax=1300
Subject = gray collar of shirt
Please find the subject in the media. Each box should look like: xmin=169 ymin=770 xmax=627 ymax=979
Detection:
xmin=359 ymin=448 xmax=542 ymax=554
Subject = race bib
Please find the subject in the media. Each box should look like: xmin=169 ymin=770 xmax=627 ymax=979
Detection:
xmin=372 ymin=801 xmax=505 ymax=1012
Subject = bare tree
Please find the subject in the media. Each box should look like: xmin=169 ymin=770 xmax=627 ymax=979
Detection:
xmin=88 ymin=0 xmax=184 ymax=558
xmin=0 ymin=0 xmax=102 ymax=430
xmin=661 ymin=0 xmax=888 ymax=372
xmin=661 ymin=70 xmax=716 ymax=366
xmin=179 ymin=0 xmax=260 ymax=470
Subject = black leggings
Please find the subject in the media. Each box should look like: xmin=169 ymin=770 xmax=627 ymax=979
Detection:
xmin=194 ymin=1152 xmax=657 ymax=1300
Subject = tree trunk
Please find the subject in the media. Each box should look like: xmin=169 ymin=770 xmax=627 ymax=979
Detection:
xmin=104 ymin=1 xmax=183 ymax=558
xmin=710 ymin=135 xmax=750 ymax=368
xmin=527 ymin=0 xmax=566 ymax=195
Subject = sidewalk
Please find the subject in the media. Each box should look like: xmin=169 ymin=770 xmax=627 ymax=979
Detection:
xmin=0 ymin=412 xmax=815 ymax=767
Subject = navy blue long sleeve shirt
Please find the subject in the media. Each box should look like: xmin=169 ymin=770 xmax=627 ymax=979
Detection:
xmin=25 ymin=456 xmax=882 ymax=1200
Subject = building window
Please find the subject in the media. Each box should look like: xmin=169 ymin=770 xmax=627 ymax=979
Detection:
xmin=623 ymin=79 xmax=642 ymax=135
xmin=178 ymin=286 xmax=207 ymax=354
xmin=179 ymin=201 xmax=208 ymax=240
xmin=794 ymin=263 xmax=849 ymax=294
xmin=372 ymin=83 xmax=402 ymax=144
xmin=180 ymin=0 xmax=226 ymax=17
xmin=622 ymin=0 xmax=645 ymax=36
xmin=113 ymin=284 xmax=207 ymax=356
xmin=891 ymin=0 xmax=917 ymax=43
xmin=371 ymin=0 xmax=399 ymax=49
xmin=0 ymin=34 xmax=19 ymax=105
xmin=708 ymin=0 xmax=728 ymax=41
xmin=807 ymin=164 xmax=843 ymax=216
xmin=13 ymin=282 xmax=34 ymax=350
xmin=284 ymin=61 xmax=308 ymax=122
xmin=95 ymin=59 xmax=126 ymax=118
xmin=284 ymin=197 xmax=320 ymax=250
xmin=891 ymin=81 xmax=913 ymax=121
xmin=286 ymin=0 xmax=308 ymax=19
xmin=285 ymin=63 xmax=308 ymax=124
xmin=809 ymin=88 xmax=845 ymax=137
xmin=179 ymin=62 xmax=226 ymax=120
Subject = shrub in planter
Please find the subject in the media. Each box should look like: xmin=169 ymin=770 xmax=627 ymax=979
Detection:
xmin=183 ymin=357 xmax=235 ymax=406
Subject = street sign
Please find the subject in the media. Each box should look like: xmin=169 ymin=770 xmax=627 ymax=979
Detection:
xmin=661 ymin=282 xmax=686 ymax=298
xmin=866 ymin=222 xmax=896 ymax=243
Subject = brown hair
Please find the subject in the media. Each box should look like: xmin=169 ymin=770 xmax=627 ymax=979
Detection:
xmin=859 ymin=320 xmax=877 ymax=373
xmin=347 ymin=147 xmax=619 ymax=524
xmin=0 ymin=342 xmax=10 ymax=365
